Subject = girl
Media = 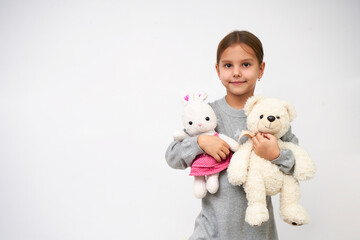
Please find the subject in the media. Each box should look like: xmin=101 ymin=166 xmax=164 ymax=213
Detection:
xmin=166 ymin=30 xmax=297 ymax=240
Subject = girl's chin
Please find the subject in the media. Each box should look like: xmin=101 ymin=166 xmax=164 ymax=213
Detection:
xmin=226 ymin=89 xmax=255 ymax=98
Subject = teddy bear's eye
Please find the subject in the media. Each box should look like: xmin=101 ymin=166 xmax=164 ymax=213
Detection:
xmin=205 ymin=117 xmax=210 ymax=121
xmin=276 ymin=116 xmax=280 ymax=119
xmin=260 ymin=115 xmax=264 ymax=119
xmin=189 ymin=121 xmax=193 ymax=125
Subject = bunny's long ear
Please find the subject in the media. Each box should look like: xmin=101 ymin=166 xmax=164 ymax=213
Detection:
xmin=283 ymin=101 xmax=297 ymax=122
xmin=182 ymin=93 xmax=195 ymax=105
xmin=244 ymin=95 xmax=263 ymax=116
xmin=198 ymin=92 xmax=208 ymax=102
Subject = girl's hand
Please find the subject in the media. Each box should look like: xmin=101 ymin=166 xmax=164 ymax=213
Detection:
xmin=197 ymin=135 xmax=230 ymax=162
xmin=252 ymin=132 xmax=280 ymax=161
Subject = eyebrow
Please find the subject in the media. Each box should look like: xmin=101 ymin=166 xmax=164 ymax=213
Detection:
xmin=220 ymin=58 xmax=255 ymax=62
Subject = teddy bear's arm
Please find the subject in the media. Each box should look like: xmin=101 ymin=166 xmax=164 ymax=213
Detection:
xmin=227 ymin=140 xmax=253 ymax=186
xmin=218 ymin=133 xmax=240 ymax=152
xmin=280 ymin=141 xmax=316 ymax=181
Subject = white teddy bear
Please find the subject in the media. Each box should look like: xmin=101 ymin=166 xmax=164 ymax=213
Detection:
xmin=227 ymin=95 xmax=316 ymax=226
xmin=174 ymin=92 xmax=239 ymax=199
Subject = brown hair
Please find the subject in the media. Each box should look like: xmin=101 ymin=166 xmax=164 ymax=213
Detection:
xmin=216 ymin=30 xmax=264 ymax=65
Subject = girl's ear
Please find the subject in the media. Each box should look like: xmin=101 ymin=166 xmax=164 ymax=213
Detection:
xmin=283 ymin=101 xmax=297 ymax=122
xmin=258 ymin=61 xmax=265 ymax=79
xmin=215 ymin=64 xmax=220 ymax=78
xmin=244 ymin=95 xmax=263 ymax=115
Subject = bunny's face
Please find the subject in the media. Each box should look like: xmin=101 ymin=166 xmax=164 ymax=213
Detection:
xmin=182 ymin=102 xmax=217 ymax=136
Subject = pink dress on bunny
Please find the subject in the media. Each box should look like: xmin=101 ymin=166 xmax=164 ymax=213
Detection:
xmin=190 ymin=133 xmax=232 ymax=176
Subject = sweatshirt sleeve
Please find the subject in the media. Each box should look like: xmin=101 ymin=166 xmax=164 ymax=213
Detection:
xmin=271 ymin=126 xmax=299 ymax=175
xmin=165 ymin=136 xmax=204 ymax=170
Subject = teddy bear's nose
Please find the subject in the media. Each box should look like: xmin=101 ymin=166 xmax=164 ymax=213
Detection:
xmin=267 ymin=116 xmax=276 ymax=122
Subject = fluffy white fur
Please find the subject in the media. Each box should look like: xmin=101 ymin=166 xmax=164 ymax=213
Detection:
xmin=227 ymin=96 xmax=316 ymax=226
xmin=174 ymin=92 xmax=239 ymax=199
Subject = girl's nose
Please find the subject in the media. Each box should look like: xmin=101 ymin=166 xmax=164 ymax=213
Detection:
xmin=233 ymin=67 xmax=241 ymax=77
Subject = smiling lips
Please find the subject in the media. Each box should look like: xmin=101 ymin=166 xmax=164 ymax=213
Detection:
xmin=230 ymin=81 xmax=246 ymax=86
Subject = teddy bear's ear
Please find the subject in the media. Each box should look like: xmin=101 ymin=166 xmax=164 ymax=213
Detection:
xmin=283 ymin=101 xmax=297 ymax=122
xmin=244 ymin=95 xmax=263 ymax=115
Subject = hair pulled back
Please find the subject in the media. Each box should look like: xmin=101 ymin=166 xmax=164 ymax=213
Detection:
xmin=216 ymin=30 xmax=264 ymax=65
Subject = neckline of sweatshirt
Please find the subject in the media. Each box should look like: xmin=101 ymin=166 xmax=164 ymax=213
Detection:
xmin=215 ymin=96 xmax=247 ymax=118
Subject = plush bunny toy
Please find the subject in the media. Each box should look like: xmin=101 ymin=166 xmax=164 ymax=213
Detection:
xmin=173 ymin=92 xmax=239 ymax=199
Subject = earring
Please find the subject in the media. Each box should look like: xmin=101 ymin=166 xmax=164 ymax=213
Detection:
xmin=258 ymin=78 xmax=261 ymax=82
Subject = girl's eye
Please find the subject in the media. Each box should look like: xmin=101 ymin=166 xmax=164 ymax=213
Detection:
xmin=189 ymin=121 xmax=193 ymax=125
xmin=243 ymin=63 xmax=251 ymax=67
xmin=205 ymin=117 xmax=210 ymax=121
xmin=224 ymin=63 xmax=232 ymax=68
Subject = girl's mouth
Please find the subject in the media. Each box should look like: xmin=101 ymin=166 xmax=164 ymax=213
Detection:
xmin=230 ymin=81 xmax=246 ymax=86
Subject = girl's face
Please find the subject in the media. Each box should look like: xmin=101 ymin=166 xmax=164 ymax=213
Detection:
xmin=216 ymin=43 xmax=265 ymax=100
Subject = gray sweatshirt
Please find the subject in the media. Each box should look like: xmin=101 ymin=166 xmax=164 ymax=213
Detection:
xmin=165 ymin=97 xmax=298 ymax=240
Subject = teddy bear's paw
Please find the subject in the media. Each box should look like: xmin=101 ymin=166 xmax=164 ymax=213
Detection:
xmin=227 ymin=166 xmax=247 ymax=186
xmin=294 ymin=169 xmax=316 ymax=181
xmin=294 ymin=160 xmax=316 ymax=181
xmin=245 ymin=203 xmax=269 ymax=226
xmin=280 ymin=204 xmax=310 ymax=226
xmin=227 ymin=172 xmax=246 ymax=186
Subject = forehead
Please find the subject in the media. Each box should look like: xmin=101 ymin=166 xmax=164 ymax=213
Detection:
xmin=220 ymin=43 xmax=256 ymax=61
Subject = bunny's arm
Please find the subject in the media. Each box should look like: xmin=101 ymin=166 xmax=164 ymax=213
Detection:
xmin=173 ymin=129 xmax=189 ymax=141
xmin=218 ymin=133 xmax=240 ymax=152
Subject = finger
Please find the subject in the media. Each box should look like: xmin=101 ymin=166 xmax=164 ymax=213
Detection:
xmin=254 ymin=133 xmax=262 ymax=143
xmin=264 ymin=133 xmax=276 ymax=140
xmin=214 ymin=154 xmax=222 ymax=162
xmin=262 ymin=133 xmax=272 ymax=140
xmin=252 ymin=137 xmax=259 ymax=146
xmin=221 ymin=140 xmax=230 ymax=150
xmin=218 ymin=151 xmax=227 ymax=160
xmin=221 ymin=146 xmax=230 ymax=156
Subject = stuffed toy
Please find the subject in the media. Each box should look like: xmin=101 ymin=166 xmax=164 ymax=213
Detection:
xmin=173 ymin=92 xmax=239 ymax=199
xmin=227 ymin=96 xmax=316 ymax=226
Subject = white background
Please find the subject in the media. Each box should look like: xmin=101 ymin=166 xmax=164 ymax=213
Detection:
xmin=1 ymin=0 xmax=359 ymax=239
